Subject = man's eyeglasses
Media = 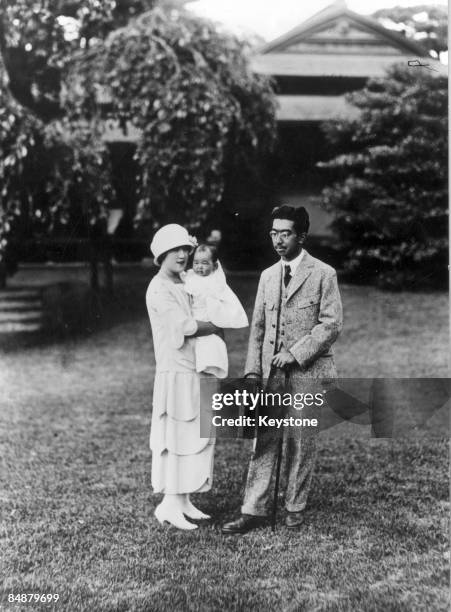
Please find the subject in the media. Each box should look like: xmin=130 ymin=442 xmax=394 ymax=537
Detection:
xmin=269 ymin=230 xmax=295 ymax=240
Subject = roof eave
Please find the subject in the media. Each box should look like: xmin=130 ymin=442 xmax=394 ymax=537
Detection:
xmin=257 ymin=6 xmax=430 ymax=58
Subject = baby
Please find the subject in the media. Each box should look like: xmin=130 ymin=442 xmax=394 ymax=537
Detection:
xmin=183 ymin=244 xmax=248 ymax=378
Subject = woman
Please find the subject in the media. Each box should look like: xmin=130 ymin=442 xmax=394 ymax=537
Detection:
xmin=146 ymin=224 xmax=219 ymax=530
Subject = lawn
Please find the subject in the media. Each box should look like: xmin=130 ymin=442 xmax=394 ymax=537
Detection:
xmin=0 ymin=272 xmax=449 ymax=611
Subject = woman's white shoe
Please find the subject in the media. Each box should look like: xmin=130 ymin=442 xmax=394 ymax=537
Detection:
xmin=182 ymin=500 xmax=211 ymax=520
xmin=154 ymin=504 xmax=198 ymax=530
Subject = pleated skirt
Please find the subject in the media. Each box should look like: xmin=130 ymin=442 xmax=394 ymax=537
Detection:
xmin=150 ymin=371 xmax=214 ymax=494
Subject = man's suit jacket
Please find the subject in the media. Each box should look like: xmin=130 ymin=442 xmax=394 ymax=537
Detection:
xmin=244 ymin=250 xmax=343 ymax=381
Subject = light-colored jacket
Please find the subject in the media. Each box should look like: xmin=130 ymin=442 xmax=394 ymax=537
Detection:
xmin=244 ymin=250 xmax=343 ymax=380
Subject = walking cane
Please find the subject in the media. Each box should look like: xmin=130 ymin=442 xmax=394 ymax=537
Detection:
xmin=271 ymin=434 xmax=283 ymax=532
xmin=271 ymin=368 xmax=288 ymax=532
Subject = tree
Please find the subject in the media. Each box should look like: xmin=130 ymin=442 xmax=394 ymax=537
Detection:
xmin=318 ymin=64 xmax=447 ymax=289
xmin=0 ymin=33 xmax=114 ymax=288
xmin=0 ymin=62 xmax=114 ymax=288
xmin=63 ymin=8 xmax=277 ymax=230
xmin=372 ymin=5 xmax=448 ymax=57
xmin=0 ymin=51 xmax=41 ymax=286
xmin=0 ymin=0 xmax=188 ymax=120
xmin=0 ymin=0 xmax=187 ymax=286
xmin=0 ymin=3 xmax=276 ymax=283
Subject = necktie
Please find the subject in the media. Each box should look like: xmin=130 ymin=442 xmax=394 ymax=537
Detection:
xmin=283 ymin=265 xmax=291 ymax=288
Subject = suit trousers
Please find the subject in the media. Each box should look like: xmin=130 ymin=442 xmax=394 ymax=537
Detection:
xmin=241 ymin=367 xmax=319 ymax=516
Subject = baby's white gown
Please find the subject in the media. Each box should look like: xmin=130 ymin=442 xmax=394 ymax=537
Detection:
xmin=183 ymin=263 xmax=248 ymax=378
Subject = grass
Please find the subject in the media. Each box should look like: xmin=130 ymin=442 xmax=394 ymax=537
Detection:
xmin=0 ymin=271 xmax=449 ymax=611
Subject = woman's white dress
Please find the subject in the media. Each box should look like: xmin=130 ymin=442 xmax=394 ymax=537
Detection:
xmin=146 ymin=274 xmax=214 ymax=494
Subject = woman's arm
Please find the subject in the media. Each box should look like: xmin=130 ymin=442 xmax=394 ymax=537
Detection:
xmin=147 ymin=284 xmax=223 ymax=344
xmin=190 ymin=321 xmax=223 ymax=338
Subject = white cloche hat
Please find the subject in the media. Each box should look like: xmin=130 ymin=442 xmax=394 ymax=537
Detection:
xmin=150 ymin=224 xmax=197 ymax=265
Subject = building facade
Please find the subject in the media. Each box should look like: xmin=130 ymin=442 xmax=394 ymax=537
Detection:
xmin=250 ymin=1 xmax=445 ymax=236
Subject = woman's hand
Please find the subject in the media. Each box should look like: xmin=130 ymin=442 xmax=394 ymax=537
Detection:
xmin=193 ymin=321 xmax=224 ymax=338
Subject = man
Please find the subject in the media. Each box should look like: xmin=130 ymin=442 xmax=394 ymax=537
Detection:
xmin=222 ymin=205 xmax=343 ymax=534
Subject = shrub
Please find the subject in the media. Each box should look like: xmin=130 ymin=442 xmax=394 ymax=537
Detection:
xmin=319 ymin=64 xmax=448 ymax=289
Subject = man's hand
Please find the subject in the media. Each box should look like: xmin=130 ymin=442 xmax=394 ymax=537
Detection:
xmin=244 ymin=373 xmax=262 ymax=394
xmin=271 ymin=349 xmax=296 ymax=369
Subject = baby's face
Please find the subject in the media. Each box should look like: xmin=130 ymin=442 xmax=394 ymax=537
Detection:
xmin=193 ymin=250 xmax=216 ymax=277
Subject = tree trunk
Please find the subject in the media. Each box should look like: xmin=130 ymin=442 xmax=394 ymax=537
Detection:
xmin=89 ymin=239 xmax=99 ymax=292
xmin=0 ymin=43 xmax=15 ymax=288
xmin=103 ymin=236 xmax=114 ymax=296
xmin=0 ymin=263 xmax=6 ymax=289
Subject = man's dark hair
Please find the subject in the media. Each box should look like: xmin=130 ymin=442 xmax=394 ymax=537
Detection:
xmin=194 ymin=243 xmax=219 ymax=262
xmin=271 ymin=205 xmax=310 ymax=235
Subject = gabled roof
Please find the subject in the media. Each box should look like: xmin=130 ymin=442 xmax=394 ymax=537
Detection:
xmin=258 ymin=1 xmax=429 ymax=57
xmin=250 ymin=1 xmax=446 ymax=121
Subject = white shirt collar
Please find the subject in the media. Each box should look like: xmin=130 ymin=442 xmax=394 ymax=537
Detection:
xmin=281 ymin=249 xmax=304 ymax=275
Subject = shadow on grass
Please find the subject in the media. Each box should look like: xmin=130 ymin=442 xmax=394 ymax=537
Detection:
xmin=0 ymin=269 xmax=260 ymax=353
xmin=0 ymin=277 xmax=155 ymax=353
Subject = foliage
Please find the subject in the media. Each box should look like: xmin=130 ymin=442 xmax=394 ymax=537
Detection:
xmin=0 ymin=1 xmax=214 ymax=273
xmin=40 ymin=119 xmax=115 ymax=231
xmin=0 ymin=0 xmax=146 ymax=271
xmin=0 ymin=0 xmax=68 ymax=119
xmin=0 ymin=72 xmax=42 ymax=270
xmin=372 ymin=4 xmax=448 ymax=57
xmin=319 ymin=64 xmax=448 ymax=289
xmin=0 ymin=0 xmax=187 ymax=119
xmin=0 ymin=1 xmax=275 ymax=270
xmin=0 ymin=55 xmax=114 ymax=266
xmin=63 ymin=8 xmax=277 ymax=229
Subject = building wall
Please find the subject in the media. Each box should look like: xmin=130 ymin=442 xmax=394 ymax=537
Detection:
xmin=270 ymin=122 xmax=336 ymax=237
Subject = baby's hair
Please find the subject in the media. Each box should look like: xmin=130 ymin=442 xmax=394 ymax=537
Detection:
xmin=194 ymin=243 xmax=218 ymax=262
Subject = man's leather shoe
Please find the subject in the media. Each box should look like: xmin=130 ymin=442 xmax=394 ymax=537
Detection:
xmin=285 ymin=511 xmax=305 ymax=529
xmin=221 ymin=514 xmax=269 ymax=534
